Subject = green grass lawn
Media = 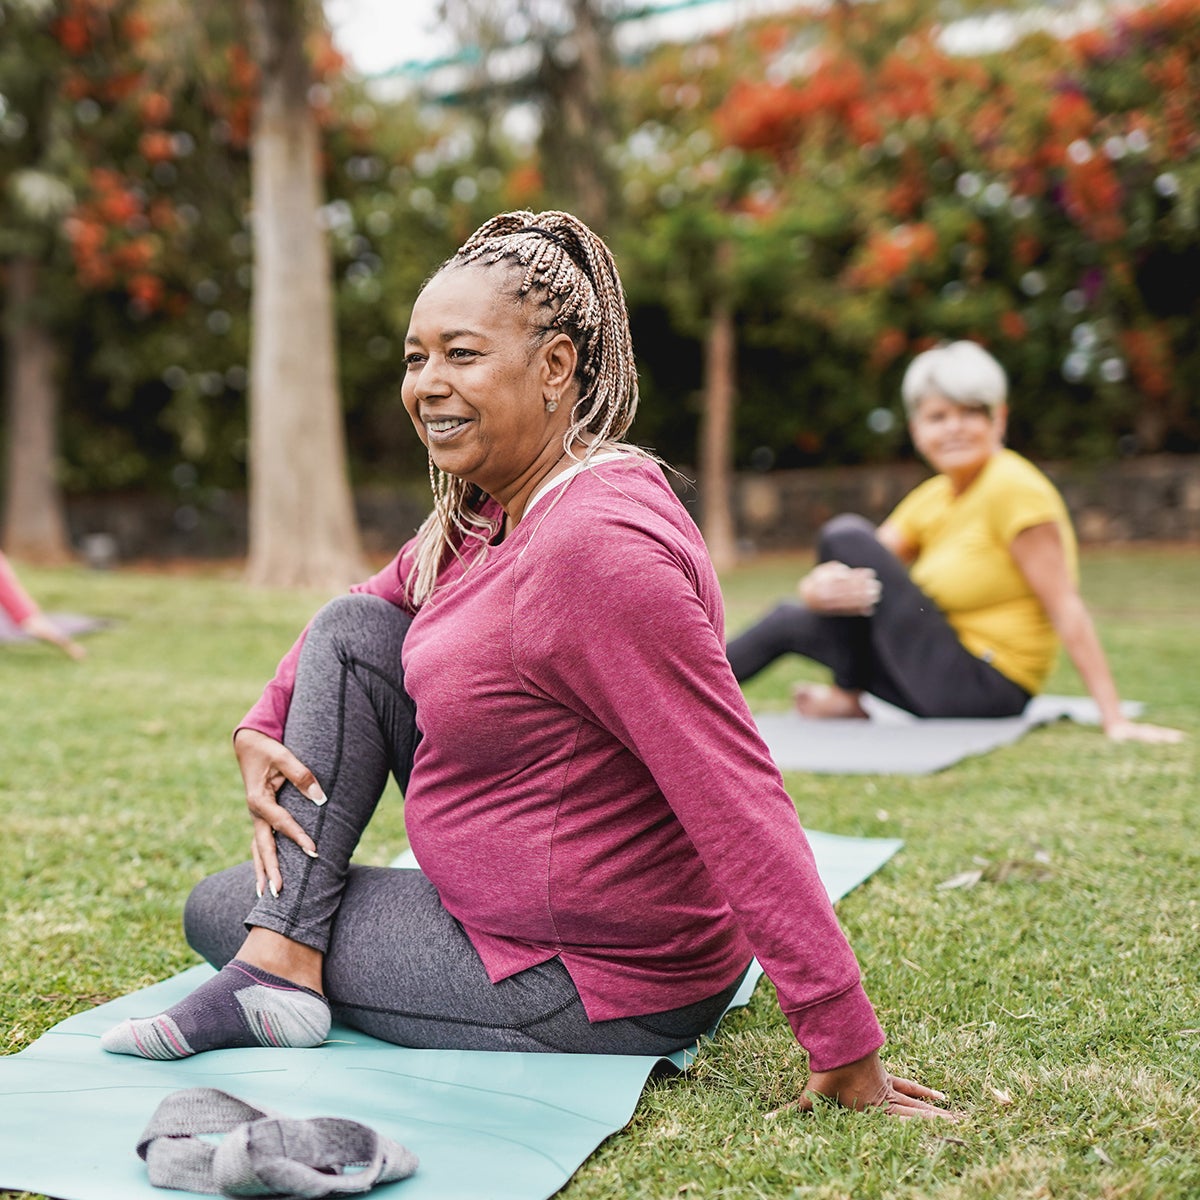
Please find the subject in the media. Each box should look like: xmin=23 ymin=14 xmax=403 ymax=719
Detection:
xmin=2 ymin=548 xmax=1197 ymax=1200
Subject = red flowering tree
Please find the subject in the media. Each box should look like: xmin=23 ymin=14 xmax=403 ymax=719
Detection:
xmin=615 ymin=0 xmax=1200 ymax=473
xmin=1 ymin=0 xmax=382 ymax=576
xmin=0 ymin=0 xmax=258 ymax=557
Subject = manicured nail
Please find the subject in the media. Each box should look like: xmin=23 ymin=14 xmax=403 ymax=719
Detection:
xmin=307 ymin=785 xmax=327 ymax=806
xmin=269 ymin=880 xmax=279 ymax=898
xmin=304 ymin=848 xmax=319 ymax=859
xmin=256 ymin=883 xmax=263 ymax=899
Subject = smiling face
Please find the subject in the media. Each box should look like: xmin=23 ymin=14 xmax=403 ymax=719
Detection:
xmin=401 ymin=264 xmax=576 ymax=515
xmin=908 ymin=391 xmax=1007 ymax=492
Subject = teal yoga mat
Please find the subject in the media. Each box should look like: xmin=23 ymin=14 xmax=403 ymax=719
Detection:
xmin=0 ymin=830 xmax=902 ymax=1200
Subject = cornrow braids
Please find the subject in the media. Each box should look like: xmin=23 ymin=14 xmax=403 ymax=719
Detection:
xmin=407 ymin=210 xmax=641 ymax=607
xmin=456 ymin=210 xmax=639 ymax=444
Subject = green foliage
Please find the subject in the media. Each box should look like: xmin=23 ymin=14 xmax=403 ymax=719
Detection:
xmin=0 ymin=548 xmax=1196 ymax=1200
xmin=5 ymin=0 xmax=1200 ymax=502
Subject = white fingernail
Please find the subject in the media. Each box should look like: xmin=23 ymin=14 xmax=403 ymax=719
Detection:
xmin=269 ymin=881 xmax=279 ymax=898
xmin=307 ymin=786 xmax=327 ymax=806
xmin=304 ymin=848 xmax=319 ymax=859
xmin=256 ymin=883 xmax=263 ymax=899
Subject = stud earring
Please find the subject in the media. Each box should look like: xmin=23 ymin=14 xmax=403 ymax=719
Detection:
xmin=545 ymin=397 xmax=559 ymax=413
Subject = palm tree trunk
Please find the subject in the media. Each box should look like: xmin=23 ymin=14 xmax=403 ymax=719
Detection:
xmin=244 ymin=0 xmax=364 ymax=589
xmin=2 ymin=256 xmax=72 ymax=563
xmin=699 ymin=243 xmax=739 ymax=572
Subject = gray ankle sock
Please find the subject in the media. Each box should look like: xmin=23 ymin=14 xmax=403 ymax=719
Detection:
xmin=100 ymin=960 xmax=330 ymax=1060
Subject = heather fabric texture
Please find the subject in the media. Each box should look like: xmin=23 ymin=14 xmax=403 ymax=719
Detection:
xmin=886 ymin=448 xmax=1077 ymax=694
xmin=135 ymin=1086 xmax=418 ymax=1198
xmin=0 ymin=551 xmax=38 ymax=625
xmin=240 ymin=456 xmax=884 ymax=1073
xmin=100 ymin=960 xmax=331 ymax=1060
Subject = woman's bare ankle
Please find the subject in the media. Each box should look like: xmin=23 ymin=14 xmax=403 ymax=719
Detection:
xmin=239 ymin=927 xmax=325 ymax=994
xmin=794 ymin=683 xmax=868 ymax=720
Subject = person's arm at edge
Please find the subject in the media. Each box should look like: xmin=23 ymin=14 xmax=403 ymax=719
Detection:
xmin=1010 ymin=522 xmax=1183 ymax=744
xmin=0 ymin=552 xmax=85 ymax=659
xmin=20 ymin=611 xmax=87 ymax=659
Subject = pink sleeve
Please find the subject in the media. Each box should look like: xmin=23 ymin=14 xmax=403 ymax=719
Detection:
xmin=514 ymin=527 xmax=885 ymax=1072
xmin=236 ymin=543 xmax=418 ymax=742
xmin=0 ymin=552 xmax=39 ymax=625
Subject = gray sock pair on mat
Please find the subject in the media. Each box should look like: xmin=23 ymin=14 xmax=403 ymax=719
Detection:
xmin=137 ymin=1087 xmax=418 ymax=1198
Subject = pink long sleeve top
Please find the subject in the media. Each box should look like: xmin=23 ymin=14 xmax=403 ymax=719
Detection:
xmin=0 ymin=551 xmax=39 ymax=626
xmin=240 ymin=456 xmax=884 ymax=1072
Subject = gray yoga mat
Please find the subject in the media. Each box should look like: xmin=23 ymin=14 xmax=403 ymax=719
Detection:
xmin=754 ymin=694 xmax=1144 ymax=775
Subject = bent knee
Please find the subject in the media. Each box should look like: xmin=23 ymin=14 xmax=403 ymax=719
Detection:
xmin=818 ymin=513 xmax=879 ymax=564
xmin=308 ymin=592 xmax=412 ymax=652
xmin=311 ymin=591 xmax=398 ymax=631
xmin=183 ymin=865 xmax=256 ymax=968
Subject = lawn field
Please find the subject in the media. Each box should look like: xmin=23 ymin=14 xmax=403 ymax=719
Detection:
xmin=2 ymin=547 xmax=1197 ymax=1200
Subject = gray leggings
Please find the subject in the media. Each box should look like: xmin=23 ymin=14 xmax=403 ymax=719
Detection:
xmin=726 ymin=514 xmax=1030 ymax=718
xmin=185 ymin=593 xmax=747 ymax=1055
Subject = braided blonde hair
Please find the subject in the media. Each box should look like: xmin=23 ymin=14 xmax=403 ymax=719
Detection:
xmin=407 ymin=210 xmax=641 ymax=606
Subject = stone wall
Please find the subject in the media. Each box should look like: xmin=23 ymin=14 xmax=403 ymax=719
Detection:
xmin=64 ymin=485 xmax=431 ymax=564
xmin=716 ymin=454 xmax=1200 ymax=553
xmin=61 ymin=454 xmax=1200 ymax=564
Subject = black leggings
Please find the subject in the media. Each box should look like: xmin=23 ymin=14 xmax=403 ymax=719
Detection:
xmin=185 ymin=593 xmax=747 ymax=1055
xmin=725 ymin=514 xmax=1030 ymax=718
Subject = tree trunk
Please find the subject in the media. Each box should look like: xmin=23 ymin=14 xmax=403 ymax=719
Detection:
xmin=2 ymin=256 xmax=72 ymax=563
xmin=537 ymin=0 xmax=617 ymax=233
xmin=244 ymin=0 xmax=364 ymax=589
xmin=699 ymin=264 xmax=738 ymax=573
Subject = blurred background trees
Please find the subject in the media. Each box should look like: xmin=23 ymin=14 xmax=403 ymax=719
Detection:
xmin=1 ymin=0 xmax=1198 ymax=564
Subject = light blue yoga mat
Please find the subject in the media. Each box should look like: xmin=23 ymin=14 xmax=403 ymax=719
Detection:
xmin=0 ymin=830 xmax=902 ymax=1200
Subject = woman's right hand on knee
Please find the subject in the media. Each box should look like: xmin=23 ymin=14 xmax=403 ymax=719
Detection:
xmin=233 ymin=728 xmax=326 ymax=898
xmin=798 ymin=561 xmax=882 ymax=615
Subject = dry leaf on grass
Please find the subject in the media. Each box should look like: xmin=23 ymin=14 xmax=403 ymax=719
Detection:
xmin=938 ymin=853 xmax=1054 ymax=890
xmin=938 ymin=868 xmax=985 ymax=890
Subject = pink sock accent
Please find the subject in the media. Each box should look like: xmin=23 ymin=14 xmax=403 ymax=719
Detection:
xmin=229 ymin=962 xmax=307 ymax=993
xmin=156 ymin=1017 xmax=188 ymax=1057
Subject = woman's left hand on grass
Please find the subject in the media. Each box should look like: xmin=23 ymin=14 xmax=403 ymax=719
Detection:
xmin=797 ymin=1049 xmax=959 ymax=1119
xmin=1103 ymin=717 xmax=1185 ymax=744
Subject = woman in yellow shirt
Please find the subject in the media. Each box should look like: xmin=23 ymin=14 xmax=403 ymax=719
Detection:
xmin=727 ymin=341 xmax=1180 ymax=744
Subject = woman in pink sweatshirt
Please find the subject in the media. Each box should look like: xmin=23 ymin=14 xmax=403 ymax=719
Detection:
xmin=103 ymin=211 xmax=952 ymax=1119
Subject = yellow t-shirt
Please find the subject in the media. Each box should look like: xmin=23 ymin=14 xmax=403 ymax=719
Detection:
xmin=886 ymin=449 xmax=1077 ymax=694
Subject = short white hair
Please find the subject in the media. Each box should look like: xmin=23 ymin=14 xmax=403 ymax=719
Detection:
xmin=900 ymin=340 xmax=1008 ymax=417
